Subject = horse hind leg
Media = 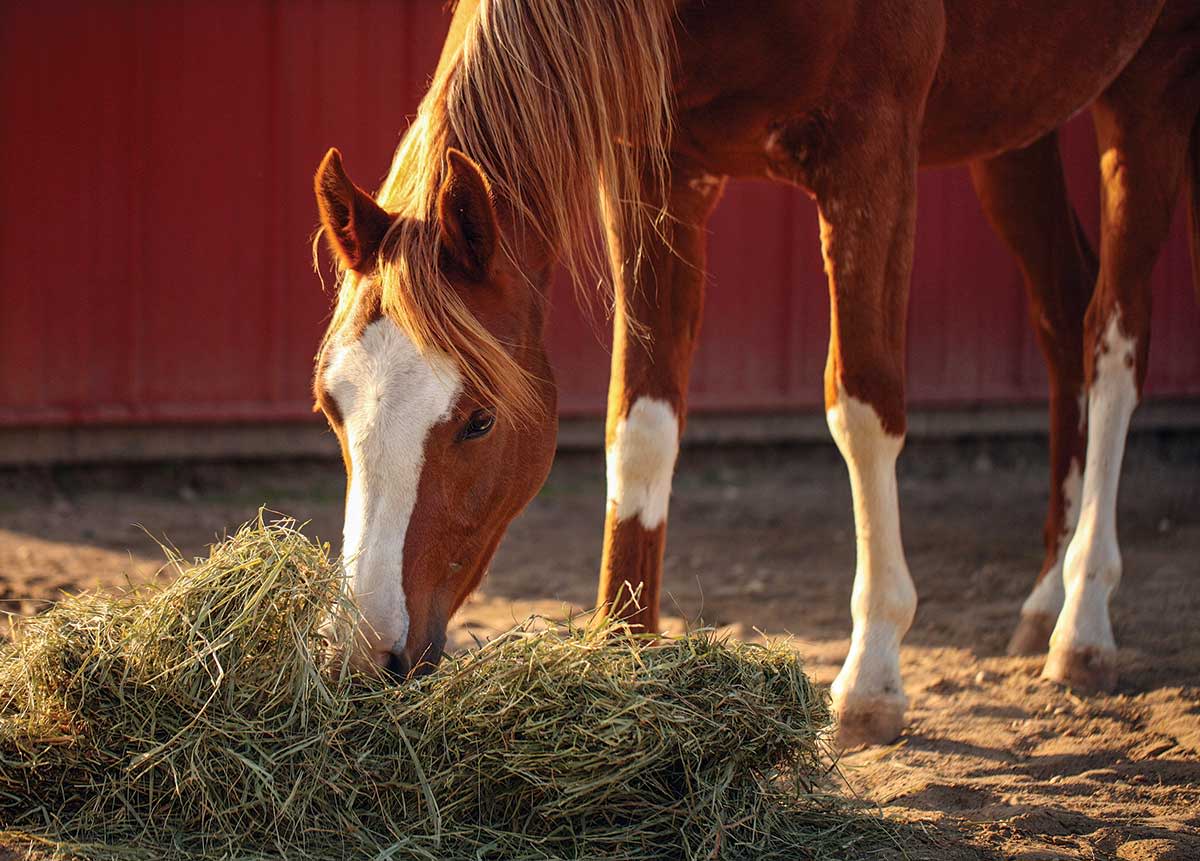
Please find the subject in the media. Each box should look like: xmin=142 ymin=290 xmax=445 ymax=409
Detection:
xmin=1044 ymin=33 xmax=1199 ymax=691
xmin=968 ymin=132 xmax=1096 ymax=655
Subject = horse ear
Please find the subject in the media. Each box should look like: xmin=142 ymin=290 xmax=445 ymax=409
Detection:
xmin=314 ymin=148 xmax=393 ymax=272
xmin=437 ymin=149 xmax=499 ymax=281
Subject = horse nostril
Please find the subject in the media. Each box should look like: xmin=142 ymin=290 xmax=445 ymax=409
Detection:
xmin=384 ymin=650 xmax=411 ymax=679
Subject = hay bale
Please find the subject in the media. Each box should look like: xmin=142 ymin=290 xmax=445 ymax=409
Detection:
xmin=0 ymin=515 xmax=896 ymax=860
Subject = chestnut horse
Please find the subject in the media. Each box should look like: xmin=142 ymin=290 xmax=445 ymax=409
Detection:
xmin=313 ymin=0 xmax=1200 ymax=746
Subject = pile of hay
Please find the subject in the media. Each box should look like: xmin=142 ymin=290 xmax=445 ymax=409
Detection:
xmin=0 ymin=515 xmax=896 ymax=860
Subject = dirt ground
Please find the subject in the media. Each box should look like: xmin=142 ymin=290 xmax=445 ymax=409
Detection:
xmin=1 ymin=433 xmax=1197 ymax=860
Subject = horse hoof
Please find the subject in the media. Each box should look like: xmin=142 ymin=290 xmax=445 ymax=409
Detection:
xmin=1042 ymin=645 xmax=1117 ymax=693
xmin=1007 ymin=612 xmax=1054 ymax=655
xmin=833 ymin=694 xmax=907 ymax=749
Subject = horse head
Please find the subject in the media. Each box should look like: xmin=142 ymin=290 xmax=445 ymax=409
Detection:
xmin=313 ymin=147 xmax=557 ymax=675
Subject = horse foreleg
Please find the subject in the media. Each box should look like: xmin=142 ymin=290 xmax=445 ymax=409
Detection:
xmin=968 ymin=132 xmax=1096 ymax=655
xmin=1045 ymin=54 xmax=1196 ymax=691
xmin=595 ymin=168 xmax=726 ymax=633
xmin=812 ymin=119 xmax=922 ymax=749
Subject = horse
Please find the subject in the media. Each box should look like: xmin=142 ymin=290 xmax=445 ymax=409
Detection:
xmin=312 ymin=0 xmax=1200 ymax=747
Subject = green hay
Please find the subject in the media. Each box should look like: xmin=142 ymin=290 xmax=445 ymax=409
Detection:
xmin=0 ymin=514 xmax=899 ymax=860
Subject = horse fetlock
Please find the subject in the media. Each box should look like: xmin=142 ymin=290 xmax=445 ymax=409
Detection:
xmin=1052 ymin=578 xmax=1117 ymax=646
xmin=835 ymin=629 xmax=906 ymax=693
xmin=1062 ymin=525 xmax=1122 ymax=600
xmin=850 ymin=572 xmax=917 ymax=633
xmin=1020 ymin=559 xmax=1067 ymax=618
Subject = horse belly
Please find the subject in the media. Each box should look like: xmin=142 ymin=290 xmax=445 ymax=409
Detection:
xmin=919 ymin=0 xmax=1166 ymax=165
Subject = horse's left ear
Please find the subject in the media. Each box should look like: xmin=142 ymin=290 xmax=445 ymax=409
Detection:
xmin=314 ymin=148 xmax=394 ymax=272
xmin=437 ymin=149 xmax=499 ymax=281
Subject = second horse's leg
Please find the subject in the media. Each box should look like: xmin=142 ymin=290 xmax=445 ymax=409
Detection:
xmin=969 ymin=132 xmax=1096 ymax=654
xmin=1046 ymin=41 xmax=1197 ymax=689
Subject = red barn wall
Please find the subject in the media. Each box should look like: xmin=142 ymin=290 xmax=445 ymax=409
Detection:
xmin=2 ymin=1 xmax=1197 ymax=432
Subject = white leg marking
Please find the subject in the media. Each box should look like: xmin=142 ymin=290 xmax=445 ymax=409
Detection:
xmin=826 ymin=384 xmax=915 ymax=735
xmin=606 ymin=397 xmax=679 ymax=530
xmin=324 ymin=318 xmax=461 ymax=662
xmin=1050 ymin=313 xmax=1137 ymax=665
xmin=1021 ymin=458 xmax=1083 ymax=619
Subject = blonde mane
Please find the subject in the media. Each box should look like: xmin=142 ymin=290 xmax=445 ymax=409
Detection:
xmin=325 ymin=0 xmax=676 ymax=425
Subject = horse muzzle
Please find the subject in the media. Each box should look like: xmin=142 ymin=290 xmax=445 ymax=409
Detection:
xmin=381 ymin=629 xmax=446 ymax=680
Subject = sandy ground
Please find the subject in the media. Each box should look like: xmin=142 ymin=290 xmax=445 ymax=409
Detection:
xmin=1 ymin=433 xmax=1197 ymax=860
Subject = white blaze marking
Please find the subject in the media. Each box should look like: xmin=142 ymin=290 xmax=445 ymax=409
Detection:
xmin=324 ymin=317 xmax=461 ymax=659
xmin=826 ymin=384 xmax=916 ymax=712
xmin=606 ymin=397 xmax=679 ymax=530
xmin=1051 ymin=313 xmax=1137 ymax=657
xmin=1021 ymin=458 xmax=1083 ymax=619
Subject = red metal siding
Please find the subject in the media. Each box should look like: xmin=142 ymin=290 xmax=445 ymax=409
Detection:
xmin=2 ymin=2 xmax=1197 ymax=428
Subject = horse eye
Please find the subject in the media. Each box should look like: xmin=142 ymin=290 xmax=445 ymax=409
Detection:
xmin=460 ymin=409 xmax=496 ymax=441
